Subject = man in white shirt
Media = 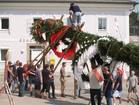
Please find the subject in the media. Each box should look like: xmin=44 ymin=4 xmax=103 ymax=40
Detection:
xmin=89 ymin=65 xmax=104 ymax=105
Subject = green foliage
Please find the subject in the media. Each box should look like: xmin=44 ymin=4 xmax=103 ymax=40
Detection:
xmin=30 ymin=18 xmax=139 ymax=70
xmin=116 ymin=43 xmax=139 ymax=69
xmin=129 ymin=44 xmax=139 ymax=69
xmin=31 ymin=19 xmax=63 ymax=43
xmin=116 ymin=44 xmax=133 ymax=64
xmin=129 ymin=12 xmax=139 ymax=26
xmin=108 ymin=41 xmax=123 ymax=58
xmin=98 ymin=39 xmax=111 ymax=56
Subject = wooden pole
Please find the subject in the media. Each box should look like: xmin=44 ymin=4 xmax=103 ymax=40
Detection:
xmin=33 ymin=27 xmax=69 ymax=66
xmin=4 ymin=54 xmax=8 ymax=82
xmin=53 ymin=31 xmax=77 ymax=72
xmin=34 ymin=47 xmax=51 ymax=66
xmin=72 ymin=23 xmax=85 ymax=99
xmin=31 ymin=47 xmax=46 ymax=63
xmin=3 ymin=54 xmax=16 ymax=105
xmin=5 ymin=81 xmax=15 ymax=105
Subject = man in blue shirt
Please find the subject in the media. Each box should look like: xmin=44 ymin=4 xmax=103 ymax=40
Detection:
xmin=69 ymin=2 xmax=82 ymax=26
xmin=17 ymin=62 xmax=24 ymax=97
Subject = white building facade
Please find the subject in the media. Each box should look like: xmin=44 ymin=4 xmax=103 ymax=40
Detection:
xmin=0 ymin=0 xmax=134 ymax=71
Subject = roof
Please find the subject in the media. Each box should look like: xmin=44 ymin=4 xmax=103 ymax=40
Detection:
xmin=0 ymin=0 xmax=135 ymax=4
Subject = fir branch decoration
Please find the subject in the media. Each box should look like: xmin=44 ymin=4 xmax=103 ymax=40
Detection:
xmin=30 ymin=18 xmax=139 ymax=71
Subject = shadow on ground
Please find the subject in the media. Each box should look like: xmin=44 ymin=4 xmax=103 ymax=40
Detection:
xmin=45 ymin=99 xmax=87 ymax=105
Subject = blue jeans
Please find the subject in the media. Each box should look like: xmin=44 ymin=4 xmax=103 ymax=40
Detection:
xmin=105 ymin=97 xmax=112 ymax=105
xmin=11 ymin=80 xmax=18 ymax=92
xmin=77 ymin=86 xmax=81 ymax=97
xmin=19 ymin=81 xmax=25 ymax=96
xmin=48 ymin=81 xmax=55 ymax=98
xmin=25 ymin=79 xmax=28 ymax=91
xmin=72 ymin=12 xmax=81 ymax=25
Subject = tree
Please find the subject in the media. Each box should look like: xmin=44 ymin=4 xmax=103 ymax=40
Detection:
xmin=129 ymin=12 xmax=139 ymax=26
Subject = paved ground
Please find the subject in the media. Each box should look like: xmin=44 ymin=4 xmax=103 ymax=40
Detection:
xmin=0 ymin=73 xmax=139 ymax=105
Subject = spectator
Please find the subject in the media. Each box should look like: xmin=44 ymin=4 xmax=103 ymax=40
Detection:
xmin=60 ymin=62 xmax=66 ymax=97
xmin=17 ymin=62 xmax=25 ymax=97
xmin=11 ymin=60 xmax=19 ymax=93
xmin=7 ymin=61 xmax=14 ymax=88
xmin=34 ymin=64 xmax=41 ymax=98
xmin=103 ymin=66 xmax=113 ymax=105
xmin=28 ymin=64 xmax=36 ymax=96
xmin=127 ymin=70 xmax=139 ymax=102
xmin=89 ymin=64 xmax=104 ymax=105
xmin=113 ymin=68 xmax=123 ymax=105
xmin=23 ymin=61 xmax=30 ymax=91
xmin=69 ymin=2 xmax=82 ymax=26
xmin=41 ymin=64 xmax=50 ymax=99
xmin=48 ymin=64 xmax=56 ymax=99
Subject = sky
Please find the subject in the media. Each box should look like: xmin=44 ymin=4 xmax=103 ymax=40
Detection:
xmin=132 ymin=0 xmax=139 ymax=3
xmin=134 ymin=4 xmax=139 ymax=12
xmin=132 ymin=0 xmax=139 ymax=12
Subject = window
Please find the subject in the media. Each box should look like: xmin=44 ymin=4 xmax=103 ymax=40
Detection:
xmin=1 ymin=18 xmax=9 ymax=29
xmin=98 ymin=18 xmax=107 ymax=30
xmin=0 ymin=49 xmax=8 ymax=61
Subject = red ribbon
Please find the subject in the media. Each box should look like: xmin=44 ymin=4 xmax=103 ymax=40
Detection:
xmin=50 ymin=26 xmax=77 ymax=60
xmin=92 ymin=69 xmax=104 ymax=82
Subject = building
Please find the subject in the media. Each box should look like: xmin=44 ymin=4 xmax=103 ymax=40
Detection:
xmin=130 ymin=4 xmax=139 ymax=45
xmin=0 ymin=0 xmax=135 ymax=71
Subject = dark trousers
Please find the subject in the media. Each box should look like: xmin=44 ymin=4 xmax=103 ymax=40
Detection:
xmin=90 ymin=89 xmax=101 ymax=105
xmin=48 ymin=81 xmax=55 ymax=98
xmin=19 ymin=81 xmax=25 ymax=97
xmin=25 ymin=79 xmax=28 ymax=91
xmin=41 ymin=83 xmax=49 ymax=93
xmin=35 ymin=81 xmax=41 ymax=90
xmin=105 ymin=97 xmax=112 ymax=105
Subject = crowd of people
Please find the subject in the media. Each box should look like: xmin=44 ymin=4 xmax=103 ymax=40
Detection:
xmin=89 ymin=62 xmax=139 ymax=105
xmin=5 ymin=59 xmax=139 ymax=105
xmin=6 ymin=60 xmax=66 ymax=99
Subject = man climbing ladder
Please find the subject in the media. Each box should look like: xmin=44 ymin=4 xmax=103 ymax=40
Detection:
xmin=69 ymin=2 xmax=83 ymax=26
